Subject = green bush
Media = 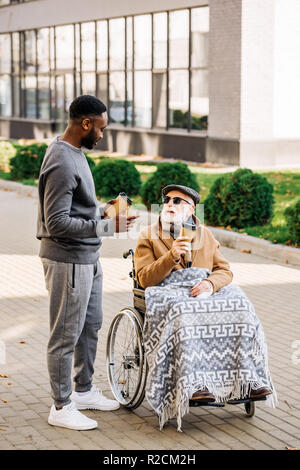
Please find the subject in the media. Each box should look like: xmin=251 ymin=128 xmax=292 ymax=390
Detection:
xmin=0 ymin=141 xmax=20 ymax=172
xmin=204 ymin=168 xmax=274 ymax=228
xmin=10 ymin=143 xmax=48 ymax=180
xmin=92 ymin=159 xmax=142 ymax=197
xmin=284 ymin=198 xmax=300 ymax=245
xmin=141 ymin=161 xmax=200 ymax=210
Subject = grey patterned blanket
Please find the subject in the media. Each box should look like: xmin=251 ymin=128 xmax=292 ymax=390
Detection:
xmin=143 ymin=268 xmax=277 ymax=431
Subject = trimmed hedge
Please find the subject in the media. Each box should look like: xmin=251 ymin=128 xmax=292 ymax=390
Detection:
xmin=141 ymin=161 xmax=200 ymax=210
xmin=10 ymin=143 xmax=48 ymax=180
xmin=0 ymin=141 xmax=20 ymax=172
xmin=92 ymin=158 xmax=142 ymax=197
xmin=284 ymin=198 xmax=300 ymax=245
xmin=204 ymin=168 xmax=274 ymax=228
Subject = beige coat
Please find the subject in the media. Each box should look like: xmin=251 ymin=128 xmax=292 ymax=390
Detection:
xmin=134 ymin=215 xmax=233 ymax=293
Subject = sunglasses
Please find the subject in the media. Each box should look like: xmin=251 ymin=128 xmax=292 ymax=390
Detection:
xmin=162 ymin=195 xmax=193 ymax=206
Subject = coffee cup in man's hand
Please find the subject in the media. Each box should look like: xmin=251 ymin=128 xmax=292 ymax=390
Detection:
xmin=104 ymin=192 xmax=132 ymax=218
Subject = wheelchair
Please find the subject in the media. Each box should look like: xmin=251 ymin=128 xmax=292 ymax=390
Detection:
xmin=106 ymin=249 xmax=266 ymax=419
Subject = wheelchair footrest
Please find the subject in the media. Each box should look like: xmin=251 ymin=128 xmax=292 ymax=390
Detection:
xmin=189 ymin=400 xmax=225 ymax=407
xmin=227 ymin=396 xmax=267 ymax=405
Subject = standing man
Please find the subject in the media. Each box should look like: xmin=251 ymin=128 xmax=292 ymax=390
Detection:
xmin=36 ymin=95 xmax=137 ymax=430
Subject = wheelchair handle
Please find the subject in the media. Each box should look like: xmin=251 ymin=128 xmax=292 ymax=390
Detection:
xmin=123 ymin=249 xmax=134 ymax=259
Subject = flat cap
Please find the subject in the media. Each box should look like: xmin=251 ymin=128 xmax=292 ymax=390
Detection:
xmin=162 ymin=184 xmax=201 ymax=205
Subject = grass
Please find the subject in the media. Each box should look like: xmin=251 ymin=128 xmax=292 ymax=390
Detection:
xmin=1 ymin=163 xmax=300 ymax=247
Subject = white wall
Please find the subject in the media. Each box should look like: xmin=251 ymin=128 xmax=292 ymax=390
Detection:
xmin=208 ymin=0 xmax=242 ymax=140
xmin=240 ymin=0 xmax=274 ymax=141
xmin=273 ymin=0 xmax=300 ymax=139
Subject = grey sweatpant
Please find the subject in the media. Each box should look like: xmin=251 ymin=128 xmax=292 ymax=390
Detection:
xmin=41 ymin=257 xmax=103 ymax=408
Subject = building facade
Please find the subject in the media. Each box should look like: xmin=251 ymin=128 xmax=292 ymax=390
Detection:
xmin=0 ymin=0 xmax=299 ymax=168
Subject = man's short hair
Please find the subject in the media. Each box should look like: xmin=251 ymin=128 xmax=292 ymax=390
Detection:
xmin=69 ymin=95 xmax=107 ymax=120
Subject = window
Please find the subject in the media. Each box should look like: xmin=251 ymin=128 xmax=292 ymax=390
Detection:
xmin=152 ymin=13 xmax=167 ymax=129
xmin=126 ymin=17 xmax=133 ymax=69
xmin=82 ymin=72 xmax=95 ymax=96
xmin=134 ymin=15 xmax=151 ymax=70
xmin=37 ymin=28 xmax=50 ymax=119
xmin=191 ymin=69 xmax=209 ymax=130
xmin=37 ymin=28 xmax=49 ymax=73
xmin=153 ymin=72 xmax=167 ymax=128
xmin=25 ymin=75 xmax=36 ymax=118
xmin=169 ymin=70 xmax=189 ymax=129
xmin=169 ymin=10 xmax=189 ymax=69
xmin=0 ymin=34 xmax=11 ymax=74
xmin=38 ymin=75 xmax=50 ymax=119
xmin=0 ymin=75 xmax=12 ymax=117
xmin=97 ymin=73 xmax=108 ymax=106
xmin=109 ymin=18 xmax=125 ymax=70
xmin=108 ymin=18 xmax=125 ymax=123
xmin=0 ymin=5 xmax=209 ymax=131
xmin=24 ymin=30 xmax=36 ymax=74
xmin=81 ymin=22 xmax=95 ymax=72
xmin=97 ymin=20 xmax=108 ymax=72
xmin=55 ymin=25 xmax=74 ymax=70
xmin=109 ymin=71 xmax=125 ymax=124
xmin=0 ymin=34 xmax=12 ymax=117
xmin=191 ymin=7 xmax=209 ymax=68
xmin=153 ymin=13 xmax=167 ymax=70
xmin=134 ymin=71 xmax=151 ymax=128
xmin=190 ymin=7 xmax=209 ymax=129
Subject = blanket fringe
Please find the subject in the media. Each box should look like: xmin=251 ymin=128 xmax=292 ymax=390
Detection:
xmin=157 ymin=379 xmax=278 ymax=432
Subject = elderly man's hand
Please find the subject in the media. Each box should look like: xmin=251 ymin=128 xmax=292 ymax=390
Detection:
xmin=171 ymin=236 xmax=191 ymax=260
xmin=190 ymin=280 xmax=213 ymax=297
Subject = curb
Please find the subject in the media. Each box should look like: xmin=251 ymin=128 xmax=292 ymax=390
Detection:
xmin=0 ymin=178 xmax=38 ymax=198
xmin=1 ymin=178 xmax=300 ymax=268
xmin=207 ymin=226 xmax=300 ymax=268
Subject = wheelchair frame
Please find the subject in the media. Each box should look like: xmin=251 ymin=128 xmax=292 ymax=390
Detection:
xmin=106 ymin=249 xmax=266 ymax=419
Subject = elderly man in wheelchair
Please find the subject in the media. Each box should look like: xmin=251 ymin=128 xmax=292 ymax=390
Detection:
xmin=107 ymin=184 xmax=277 ymax=431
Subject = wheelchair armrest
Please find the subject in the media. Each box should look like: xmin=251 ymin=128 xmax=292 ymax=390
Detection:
xmin=133 ymin=287 xmax=145 ymax=299
xmin=133 ymin=287 xmax=146 ymax=313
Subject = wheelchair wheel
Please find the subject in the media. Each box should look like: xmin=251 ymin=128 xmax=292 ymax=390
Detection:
xmin=106 ymin=307 xmax=148 ymax=410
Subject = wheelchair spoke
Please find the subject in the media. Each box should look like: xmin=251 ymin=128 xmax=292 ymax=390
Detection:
xmin=107 ymin=308 xmax=146 ymax=407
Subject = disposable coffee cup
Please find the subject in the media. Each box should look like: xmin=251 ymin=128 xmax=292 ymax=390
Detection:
xmin=179 ymin=222 xmax=196 ymax=242
xmin=105 ymin=192 xmax=133 ymax=218
xmin=180 ymin=221 xmax=196 ymax=267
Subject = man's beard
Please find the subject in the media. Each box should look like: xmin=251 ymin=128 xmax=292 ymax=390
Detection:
xmin=81 ymin=128 xmax=97 ymax=150
xmin=160 ymin=208 xmax=186 ymax=236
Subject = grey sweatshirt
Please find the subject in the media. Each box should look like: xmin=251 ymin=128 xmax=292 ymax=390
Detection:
xmin=36 ymin=136 xmax=114 ymax=264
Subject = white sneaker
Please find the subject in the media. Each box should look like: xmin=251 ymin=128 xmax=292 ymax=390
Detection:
xmin=70 ymin=385 xmax=120 ymax=411
xmin=48 ymin=401 xmax=98 ymax=430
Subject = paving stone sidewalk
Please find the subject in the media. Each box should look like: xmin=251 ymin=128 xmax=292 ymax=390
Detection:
xmin=0 ymin=188 xmax=300 ymax=450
